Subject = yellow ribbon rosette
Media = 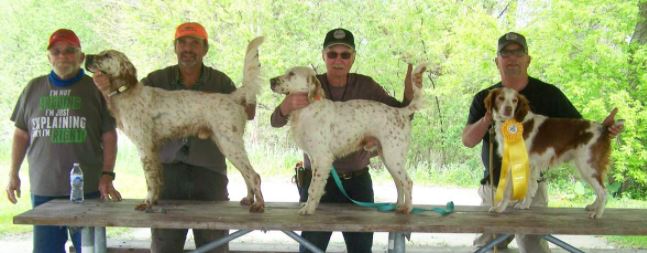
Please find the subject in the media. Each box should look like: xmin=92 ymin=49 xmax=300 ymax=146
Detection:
xmin=495 ymin=119 xmax=530 ymax=202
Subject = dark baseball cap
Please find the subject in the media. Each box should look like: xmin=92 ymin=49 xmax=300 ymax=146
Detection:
xmin=497 ymin=32 xmax=527 ymax=53
xmin=323 ymin=28 xmax=355 ymax=49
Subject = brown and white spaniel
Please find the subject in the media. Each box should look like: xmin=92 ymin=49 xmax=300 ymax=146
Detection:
xmin=485 ymin=87 xmax=622 ymax=219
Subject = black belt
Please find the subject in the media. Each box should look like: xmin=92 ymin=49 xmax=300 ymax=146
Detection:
xmin=337 ymin=167 xmax=369 ymax=180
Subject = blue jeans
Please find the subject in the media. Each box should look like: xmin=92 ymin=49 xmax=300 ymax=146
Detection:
xmin=31 ymin=192 xmax=100 ymax=253
xmin=298 ymin=169 xmax=374 ymax=253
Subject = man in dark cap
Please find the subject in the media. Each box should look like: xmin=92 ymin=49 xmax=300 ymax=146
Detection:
xmin=270 ymin=28 xmax=417 ymax=253
xmin=462 ymin=32 xmax=622 ymax=253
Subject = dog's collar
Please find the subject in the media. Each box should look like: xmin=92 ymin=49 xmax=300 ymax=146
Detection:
xmin=108 ymin=85 xmax=129 ymax=97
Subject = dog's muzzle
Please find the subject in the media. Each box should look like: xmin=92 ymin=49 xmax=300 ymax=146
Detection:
xmin=269 ymin=77 xmax=280 ymax=92
xmin=85 ymin=54 xmax=98 ymax=73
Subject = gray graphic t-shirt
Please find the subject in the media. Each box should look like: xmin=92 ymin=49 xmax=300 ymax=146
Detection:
xmin=11 ymin=74 xmax=115 ymax=196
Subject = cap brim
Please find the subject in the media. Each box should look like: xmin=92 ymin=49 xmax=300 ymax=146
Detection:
xmin=325 ymin=42 xmax=354 ymax=49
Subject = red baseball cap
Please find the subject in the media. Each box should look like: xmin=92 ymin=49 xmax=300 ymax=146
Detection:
xmin=47 ymin=29 xmax=81 ymax=49
xmin=175 ymin=22 xmax=208 ymax=41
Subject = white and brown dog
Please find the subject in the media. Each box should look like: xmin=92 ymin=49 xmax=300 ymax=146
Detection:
xmin=485 ymin=87 xmax=622 ymax=218
xmin=85 ymin=37 xmax=265 ymax=212
xmin=270 ymin=65 xmax=426 ymax=215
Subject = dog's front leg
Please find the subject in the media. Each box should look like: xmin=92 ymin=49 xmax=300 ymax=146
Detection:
xmin=490 ymin=168 xmax=513 ymax=213
xmin=299 ymin=157 xmax=333 ymax=215
xmin=516 ymin=167 xmax=540 ymax=209
xmin=136 ymin=152 xmax=163 ymax=211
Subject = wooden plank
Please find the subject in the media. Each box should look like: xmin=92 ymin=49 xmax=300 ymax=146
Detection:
xmin=13 ymin=199 xmax=647 ymax=235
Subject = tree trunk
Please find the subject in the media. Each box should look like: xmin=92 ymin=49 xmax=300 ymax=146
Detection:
xmin=631 ymin=1 xmax=647 ymax=44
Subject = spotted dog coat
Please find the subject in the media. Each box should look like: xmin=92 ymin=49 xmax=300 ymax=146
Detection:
xmin=270 ymin=65 xmax=426 ymax=215
xmin=87 ymin=37 xmax=265 ymax=212
xmin=485 ymin=87 xmax=621 ymax=218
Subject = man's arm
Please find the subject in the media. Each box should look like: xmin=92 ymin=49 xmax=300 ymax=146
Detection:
xmin=98 ymin=129 xmax=121 ymax=201
xmin=6 ymin=128 xmax=29 ymax=204
xmin=270 ymin=93 xmax=309 ymax=128
xmin=462 ymin=115 xmax=492 ymax=148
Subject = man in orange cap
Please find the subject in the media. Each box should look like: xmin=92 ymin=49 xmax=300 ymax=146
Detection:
xmin=7 ymin=28 xmax=121 ymax=253
xmin=92 ymin=21 xmax=254 ymax=253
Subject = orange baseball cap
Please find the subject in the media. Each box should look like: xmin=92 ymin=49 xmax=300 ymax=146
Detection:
xmin=47 ymin=29 xmax=81 ymax=49
xmin=175 ymin=22 xmax=208 ymax=41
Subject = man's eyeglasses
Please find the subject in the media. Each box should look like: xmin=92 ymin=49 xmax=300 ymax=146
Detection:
xmin=49 ymin=47 xmax=79 ymax=56
xmin=326 ymin=51 xmax=353 ymax=60
xmin=498 ymin=48 xmax=527 ymax=58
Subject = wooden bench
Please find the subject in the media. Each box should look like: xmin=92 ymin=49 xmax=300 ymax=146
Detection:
xmin=15 ymin=199 xmax=647 ymax=253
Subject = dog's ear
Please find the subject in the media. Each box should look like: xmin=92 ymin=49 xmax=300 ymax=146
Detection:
xmin=307 ymin=74 xmax=325 ymax=101
xmin=514 ymin=93 xmax=530 ymax=122
xmin=114 ymin=53 xmax=138 ymax=90
xmin=484 ymin=88 xmax=498 ymax=114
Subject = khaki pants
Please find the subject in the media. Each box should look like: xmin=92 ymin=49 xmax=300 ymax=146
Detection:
xmin=473 ymin=183 xmax=551 ymax=253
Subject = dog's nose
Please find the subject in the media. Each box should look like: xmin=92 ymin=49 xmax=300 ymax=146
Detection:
xmin=270 ymin=77 xmax=278 ymax=90
xmin=504 ymin=106 xmax=513 ymax=117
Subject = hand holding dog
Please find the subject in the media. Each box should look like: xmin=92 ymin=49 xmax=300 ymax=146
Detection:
xmin=92 ymin=72 xmax=111 ymax=97
xmin=279 ymin=93 xmax=309 ymax=116
xmin=602 ymin=108 xmax=624 ymax=138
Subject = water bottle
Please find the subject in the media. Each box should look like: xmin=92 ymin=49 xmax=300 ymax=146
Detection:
xmin=70 ymin=162 xmax=84 ymax=203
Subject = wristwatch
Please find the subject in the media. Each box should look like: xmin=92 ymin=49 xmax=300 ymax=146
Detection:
xmin=102 ymin=171 xmax=116 ymax=180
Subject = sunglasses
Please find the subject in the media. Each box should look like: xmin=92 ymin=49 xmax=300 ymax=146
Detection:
xmin=498 ymin=48 xmax=527 ymax=58
xmin=326 ymin=51 xmax=353 ymax=60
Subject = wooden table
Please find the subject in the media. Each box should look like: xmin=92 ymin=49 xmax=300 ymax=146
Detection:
xmin=13 ymin=199 xmax=647 ymax=252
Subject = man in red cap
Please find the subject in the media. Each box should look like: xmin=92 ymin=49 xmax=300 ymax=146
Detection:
xmin=7 ymin=28 xmax=121 ymax=252
xmin=93 ymin=21 xmax=254 ymax=253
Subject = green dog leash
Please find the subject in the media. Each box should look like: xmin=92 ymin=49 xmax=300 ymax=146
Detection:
xmin=330 ymin=168 xmax=454 ymax=216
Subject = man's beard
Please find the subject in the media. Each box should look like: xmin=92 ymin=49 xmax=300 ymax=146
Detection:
xmin=52 ymin=62 xmax=80 ymax=78
xmin=179 ymin=52 xmax=199 ymax=67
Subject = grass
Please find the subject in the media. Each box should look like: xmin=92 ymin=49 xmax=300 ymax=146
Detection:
xmin=1 ymin=137 xmax=646 ymax=248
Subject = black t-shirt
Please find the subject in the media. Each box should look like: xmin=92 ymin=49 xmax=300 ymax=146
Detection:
xmin=466 ymin=77 xmax=582 ymax=186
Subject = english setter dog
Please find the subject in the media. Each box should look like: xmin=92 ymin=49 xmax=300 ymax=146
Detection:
xmin=270 ymin=65 xmax=426 ymax=215
xmin=486 ymin=87 xmax=622 ymax=218
xmin=85 ymin=37 xmax=265 ymax=212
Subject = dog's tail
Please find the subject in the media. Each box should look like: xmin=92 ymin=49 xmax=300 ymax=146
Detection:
xmin=400 ymin=64 xmax=426 ymax=115
xmin=231 ymin=36 xmax=264 ymax=105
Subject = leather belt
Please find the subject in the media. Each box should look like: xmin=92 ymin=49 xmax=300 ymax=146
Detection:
xmin=337 ymin=167 xmax=369 ymax=180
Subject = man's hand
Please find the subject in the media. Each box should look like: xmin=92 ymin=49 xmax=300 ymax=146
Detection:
xmin=602 ymin=108 xmax=624 ymax=138
xmin=98 ymin=176 xmax=122 ymax=201
xmin=279 ymin=93 xmax=309 ymax=116
xmin=92 ymin=72 xmax=111 ymax=97
xmin=6 ymin=175 xmax=21 ymax=204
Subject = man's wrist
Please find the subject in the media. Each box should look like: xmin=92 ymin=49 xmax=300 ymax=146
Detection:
xmin=101 ymin=171 xmax=116 ymax=180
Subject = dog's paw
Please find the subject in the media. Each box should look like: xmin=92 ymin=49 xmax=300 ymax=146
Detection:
xmin=585 ymin=203 xmax=596 ymax=211
xmin=588 ymin=210 xmax=603 ymax=219
xmin=298 ymin=205 xmax=315 ymax=215
xmin=489 ymin=205 xmax=506 ymax=213
xmin=249 ymin=202 xmax=265 ymax=213
xmin=514 ymin=200 xmax=531 ymax=209
xmin=240 ymin=197 xmax=253 ymax=206
xmin=134 ymin=203 xmax=149 ymax=211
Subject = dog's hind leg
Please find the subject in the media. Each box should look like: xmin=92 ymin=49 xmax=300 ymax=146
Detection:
xmin=299 ymin=155 xmax=334 ymax=215
xmin=212 ymin=133 xmax=265 ymax=213
xmin=576 ymin=158 xmax=607 ymax=219
xmin=380 ymin=141 xmax=413 ymax=214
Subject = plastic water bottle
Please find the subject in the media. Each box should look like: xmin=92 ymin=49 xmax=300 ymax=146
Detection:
xmin=70 ymin=162 xmax=84 ymax=203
